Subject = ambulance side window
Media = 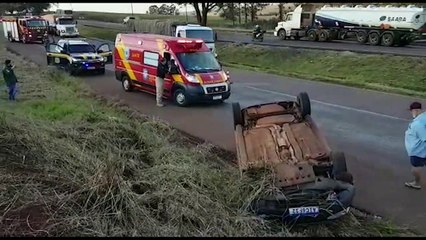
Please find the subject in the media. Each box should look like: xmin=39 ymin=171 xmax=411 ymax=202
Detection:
xmin=143 ymin=51 xmax=159 ymax=67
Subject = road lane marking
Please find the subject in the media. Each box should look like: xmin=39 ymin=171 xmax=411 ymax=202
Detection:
xmin=244 ymin=85 xmax=410 ymax=122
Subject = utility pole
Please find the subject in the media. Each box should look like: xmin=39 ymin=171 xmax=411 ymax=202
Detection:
xmin=131 ymin=3 xmax=135 ymax=32
xmin=185 ymin=4 xmax=188 ymax=22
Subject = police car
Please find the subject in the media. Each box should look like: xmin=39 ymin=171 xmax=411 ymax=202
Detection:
xmin=45 ymin=38 xmax=113 ymax=75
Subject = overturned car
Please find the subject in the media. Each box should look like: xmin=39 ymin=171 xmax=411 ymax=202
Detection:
xmin=232 ymin=92 xmax=355 ymax=224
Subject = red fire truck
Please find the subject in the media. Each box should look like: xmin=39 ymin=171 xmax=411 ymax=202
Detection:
xmin=114 ymin=33 xmax=231 ymax=107
xmin=2 ymin=16 xmax=48 ymax=44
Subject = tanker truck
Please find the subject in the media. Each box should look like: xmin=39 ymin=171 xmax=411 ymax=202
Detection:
xmin=273 ymin=4 xmax=426 ymax=47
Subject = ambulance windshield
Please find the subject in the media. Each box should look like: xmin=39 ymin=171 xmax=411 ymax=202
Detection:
xmin=185 ymin=30 xmax=214 ymax=43
xmin=176 ymin=52 xmax=221 ymax=73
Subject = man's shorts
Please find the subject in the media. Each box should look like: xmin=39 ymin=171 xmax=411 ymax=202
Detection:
xmin=410 ymin=156 xmax=426 ymax=167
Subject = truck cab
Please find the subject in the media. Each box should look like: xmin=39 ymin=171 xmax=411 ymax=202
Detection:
xmin=3 ymin=17 xmax=48 ymax=44
xmin=173 ymin=24 xmax=218 ymax=57
xmin=274 ymin=4 xmax=317 ymax=40
xmin=54 ymin=16 xmax=79 ymax=37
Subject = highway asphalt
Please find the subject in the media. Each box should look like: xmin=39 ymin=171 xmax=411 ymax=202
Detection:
xmin=5 ymin=38 xmax=426 ymax=234
xmin=79 ymin=19 xmax=426 ymax=57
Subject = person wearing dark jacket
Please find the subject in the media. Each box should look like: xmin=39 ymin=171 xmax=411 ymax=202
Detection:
xmin=3 ymin=59 xmax=18 ymax=101
xmin=156 ymin=57 xmax=169 ymax=107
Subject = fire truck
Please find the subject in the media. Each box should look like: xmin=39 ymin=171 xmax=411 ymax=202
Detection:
xmin=2 ymin=16 xmax=48 ymax=44
xmin=114 ymin=33 xmax=231 ymax=107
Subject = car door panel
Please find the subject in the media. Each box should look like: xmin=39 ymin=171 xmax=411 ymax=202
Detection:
xmin=46 ymin=43 xmax=69 ymax=68
xmin=96 ymin=43 xmax=113 ymax=64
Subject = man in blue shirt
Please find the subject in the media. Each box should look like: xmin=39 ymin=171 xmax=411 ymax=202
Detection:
xmin=405 ymin=102 xmax=426 ymax=189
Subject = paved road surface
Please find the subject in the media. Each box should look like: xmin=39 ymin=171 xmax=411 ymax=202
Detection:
xmin=6 ymin=39 xmax=426 ymax=234
xmin=79 ymin=19 xmax=426 ymax=57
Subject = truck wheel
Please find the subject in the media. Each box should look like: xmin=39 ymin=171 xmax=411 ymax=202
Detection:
xmin=318 ymin=30 xmax=329 ymax=42
xmin=174 ymin=88 xmax=189 ymax=107
xmin=297 ymin=92 xmax=311 ymax=118
xmin=356 ymin=31 xmax=368 ymax=44
xmin=307 ymin=30 xmax=318 ymax=41
xmin=232 ymin=102 xmax=243 ymax=129
xmin=368 ymin=32 xmax=380 ymax=46
xmin=330 ymin=151 xmax=347 ymax=177
xmin=278 ymin=29 xmax=286 ymax=40
xmin=121 ymin=75 xmax=133 ymax=92
xmin=381 ymin=32 xmax=394 ymax=47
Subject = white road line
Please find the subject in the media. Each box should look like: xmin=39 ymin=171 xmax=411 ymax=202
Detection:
xmin=244 ymin=85 xmax=410 ymax=122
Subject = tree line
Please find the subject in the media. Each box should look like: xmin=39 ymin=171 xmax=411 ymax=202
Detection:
xmin=0 ymin=3 xmax=51 ymax=15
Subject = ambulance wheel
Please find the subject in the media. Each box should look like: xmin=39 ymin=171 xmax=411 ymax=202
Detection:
xmin=122 ymin=75 xmax=133 ymax=92
xmin=173 ymin=88 xmax=189 ymax=107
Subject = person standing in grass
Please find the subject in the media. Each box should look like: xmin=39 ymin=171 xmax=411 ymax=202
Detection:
xmin=2 ymin=59 xmax=18 ymax=101
xmin=405 ymin=102 xmax=426 ymax=190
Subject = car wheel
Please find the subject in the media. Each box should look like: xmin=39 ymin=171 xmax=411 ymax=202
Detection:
xmin=330 ymin=151 xmax=347 ymax=177
xmin=232 ymin=102 xmax=243 ymax=129
xmin=122 ymin=75 xmax=133 ymax=92
xmin=174 ymin=88 xmax=189 ymax=107
xmin=99 ymin=68 xmax=105 ymax=75
xmin=297 ymin=92 xmax=311 ymax=118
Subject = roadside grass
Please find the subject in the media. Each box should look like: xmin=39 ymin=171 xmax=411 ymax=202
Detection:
xmin=0 ymin=36 xmax=421 ymax=237
xmin=78 ymin=25 xmax=120 ymax=42
xmin=217 ymin=43 xmax=426 ymax=98
xmin=77 ymin=25 xmax=426 ymax=98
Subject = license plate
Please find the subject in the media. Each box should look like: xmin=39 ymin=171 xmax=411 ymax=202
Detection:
xmin=289 ymin=206 xmax=319 ymax=216
xmin=87 ymin=66 xmax=96 ymax=70
xmin=213 ymin=95 xmax=222 ymax=100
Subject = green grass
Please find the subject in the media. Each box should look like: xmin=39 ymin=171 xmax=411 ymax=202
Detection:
xmin=217 ymin=43 xmax=426 ymax=98
xmin=0 ymin=31 xmax=422 ymax=237
xmin=78 ymin=25 xmax=121 ymax=42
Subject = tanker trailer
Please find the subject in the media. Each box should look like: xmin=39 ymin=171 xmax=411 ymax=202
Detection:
xmin=274 ymin=4 xmax=426 ymax=47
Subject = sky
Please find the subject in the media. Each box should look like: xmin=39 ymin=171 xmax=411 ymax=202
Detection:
xmin=49 ymin=3 xmax=195 ymax=14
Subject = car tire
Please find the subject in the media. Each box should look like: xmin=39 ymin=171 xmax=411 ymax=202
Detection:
xmin=330 ymin=151 xmax=347 ymax=177
xmin=297 ymin=92 xmax=311 ymax=118
xmin=65 ymin=63 xmax=75 ymax=76
xmin=99 ymin=68 xmax=105 ymax=75
xmin=122 ymin=75 xmax=133 ymax=92
xmin=232 ymin=102 xmax=243 ymax=129
xmin=173 ymin=88 xmax=189 ymax=107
